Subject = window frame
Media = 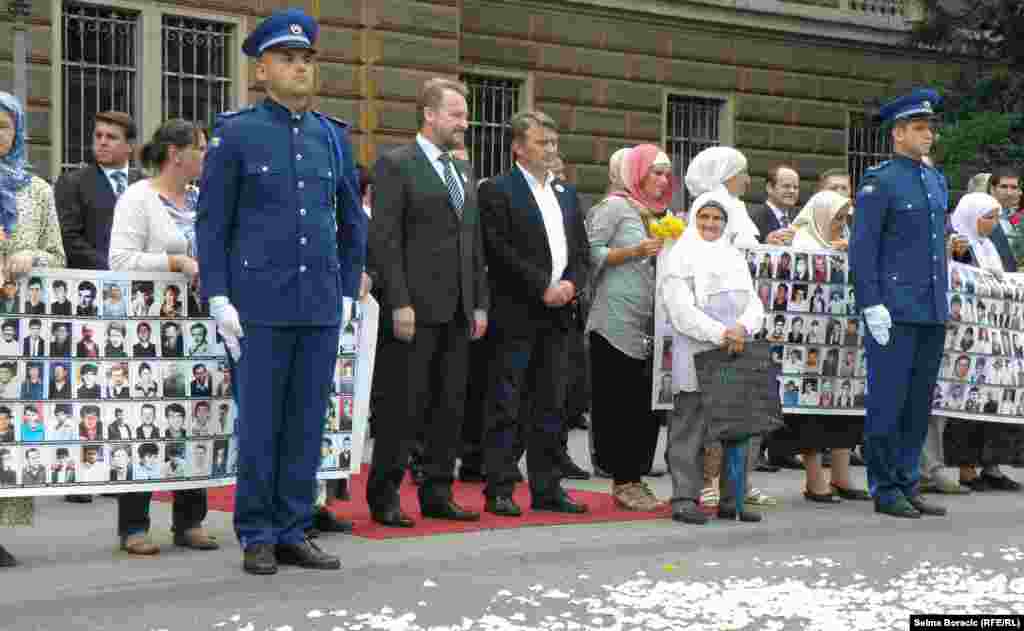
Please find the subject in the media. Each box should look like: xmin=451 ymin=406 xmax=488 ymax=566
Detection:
xmin=459 ymin=66 xmax=532 ymax=181
xmin=846 ymin=109 xmax=893 ymax=190
xmin=661 ymin=88 xmax=735 ymax=214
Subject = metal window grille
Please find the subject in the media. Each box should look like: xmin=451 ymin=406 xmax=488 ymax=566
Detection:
xmin=666 ymin=95 xmax=724 ymax=213
xmin=462 ymin=75 xmax=520 ymax=181
xmin=162 ymin=15 xmax=233 ymax=129
xmin=848 ymin=113 xmax=892 ymax=188
xmin=61 ymin=2 xmax=139 ymax=172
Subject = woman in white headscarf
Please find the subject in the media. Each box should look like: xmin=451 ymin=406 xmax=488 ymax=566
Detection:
xmin=659 ymin=191 xmax=765 ymax=525
xmin=684 ymin=146 xmax=759 ymax=247
xmin=945 ymin=192 xmax=1023 ymax=493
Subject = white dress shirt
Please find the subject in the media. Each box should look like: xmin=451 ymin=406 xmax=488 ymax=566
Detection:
xmin=416 ymin=134 xmax=464 ymax=199
xmin=517 ymin=163 xmax=567 ymax=287
xmin=767 ymin=200 xmax=792 ymax=227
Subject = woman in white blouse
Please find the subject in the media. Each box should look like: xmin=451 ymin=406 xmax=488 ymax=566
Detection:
xmin=108 ymin=119 xmax=218 ymax=555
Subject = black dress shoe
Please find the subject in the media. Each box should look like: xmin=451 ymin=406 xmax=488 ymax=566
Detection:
xmin=276 ymin=539 xmax=341 ymax=570
xmin=370 ymin=507 xmax=415 ymax=528
xmin=421 ymin=499 xmax=480 ymax=522
xmin=64 ymin=494 xmax=93 ymax=504
xmin=718 ymin=507 xmax=763 ymax=522
xmin=532 ymin=492 xmax=588 ymax=514
xmin=980 ymin=472 xmax=1023 ymax=492
xmin=243 ymin=543 xmax=278 ymax=575
xmin=907 ymin=495 xmax=947 ymax=516
xmin=0 ymin=544 xmax=17 ymax=567
xmin=485 ymin=495 xmax=522 ymax=517
xmin=458 ymin=468 xmax=486 ymax=483
xmin=567 ymin=413 xmax=590 ymax=430
xmin=560 ymin=459 xmax=591 ymax=481
xmin=874 ymin=497 xmax=921 ymax=519
xmin=962 ymin=477 xmax=990 ymax=492
xmin=314 ymin=509 xmax=353 ymax=534
xmin=830 ymin=484 xmax=872 ymax=501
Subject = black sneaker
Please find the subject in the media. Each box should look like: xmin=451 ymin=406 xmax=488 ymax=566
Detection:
xmin=906 ymin=495 xmax=947 ymax=516
xmin=275 ymin=539 xmax=341 ymax=570
xmin=672 ymin=503 xmax=709 ymax=525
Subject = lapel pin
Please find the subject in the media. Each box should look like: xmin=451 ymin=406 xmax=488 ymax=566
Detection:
xmin=554 ymin=183 xmax=565 ymax=193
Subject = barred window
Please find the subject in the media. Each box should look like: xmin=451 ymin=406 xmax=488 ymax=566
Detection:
xmin=665 ymin=94 xmax=724 ymax=213
xmin=162 ymin=16 xmax=233 ymax=129
xmin=848 ymin=113 xmax=892 ymax=188
xmin=61 ymin=2 xmax=139 ymax=172
xmin=461 ymin=75 xmax=521 ymax=181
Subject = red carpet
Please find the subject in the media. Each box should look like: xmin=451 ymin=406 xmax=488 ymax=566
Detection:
xmin=156 ymin=467 xmax=675 ymax=539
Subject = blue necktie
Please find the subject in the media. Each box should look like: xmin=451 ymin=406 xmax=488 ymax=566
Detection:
xmin=111 ymin=171 xmax=127 ymax=197
xmin=438 ymin=154 xmax=464 ymax=218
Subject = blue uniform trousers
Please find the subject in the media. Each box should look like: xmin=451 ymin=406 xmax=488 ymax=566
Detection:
xmin=863 ymin=323 xmax=945 ymax=505
xmin=233 ymin=324 xmax=339 ymax=546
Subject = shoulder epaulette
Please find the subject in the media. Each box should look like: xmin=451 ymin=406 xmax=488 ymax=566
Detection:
xmin=313 ymin=111 xmax=351 ymax=129
xmin=213 ymin=106 xmax=257 ymax=128
xmin=865 ymin=160 xmax=891 ymax=174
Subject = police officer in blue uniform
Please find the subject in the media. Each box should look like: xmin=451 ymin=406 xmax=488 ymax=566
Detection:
xmin=196 ymin=8 xmax=367 ymax=574
xmin=851 ymin=88 xmax=950 ymax=519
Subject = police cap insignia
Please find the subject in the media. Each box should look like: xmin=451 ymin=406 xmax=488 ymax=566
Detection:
xmin=290 ymin=24 xmax=302 ymax=35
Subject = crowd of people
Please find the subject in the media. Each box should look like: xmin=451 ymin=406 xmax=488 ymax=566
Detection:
xmin=0 ymin=7 xmax=1021 ymax=575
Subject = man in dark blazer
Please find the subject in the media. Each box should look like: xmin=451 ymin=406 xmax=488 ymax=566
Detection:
xmin=988 ymin=167 xmax=1021 ymax=273
xmin=54 ymin=111 xmax=140 ymax=271
xmin=748 ymin=164 xmax=801 ymax=246
xmin=477 ymin=110 xmax=590 ymax=517
xmin=366 ymin=78 xmax=489 ymax=528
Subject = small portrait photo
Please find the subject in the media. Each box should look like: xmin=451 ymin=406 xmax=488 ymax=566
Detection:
xmin=972 ymin=297 xmax=985 ymax=325
xmin=821 ymin=347 xmax=840 ymax=377
xmin=973 ymin=356 xmax=989 ymax=385
xmin=191 ymin=440 xmax=213 ymax=477
xmin=77 ymin=403 xmax=103 ymax=440
xmin=337 ymin=357 xmax=355 ymax=395
xmin=953 ymin=354 xmax=972 ymax=383
xmin=108 ymin=443 xmax=133 ymax=481
xmin=339 ymin=395 xmax=354 ymax=431
xmin=161 ymin=362 xmax=187 ymax=398
xmin=152 ymin=282 xmax=185 ymax=318
xmin=336 ymin=433 xmax=352 ymax=470
xmin=1011 ymin=306 xmax=1023 ymax=332
xmin=659 ymin=336 xmax=673 ymax=373
xmin=191 ymin=400 xmax=214 ymax=437
xmin=135 ymin=402 xmax=163 ymax=440
xmin=19 ymin=402 xmax=45 ymax=442
xmin=163 ymin=442 xmax=188 ymax=478
xmin=805 ymin=317 xmax=825 ymax=345
xmin=49 ymin=321 xmax=72 ymax=358
xmin=131 ymin=321 xmax=159 ymax=358
xmin=214 ymin=399 xmax=234 ymax=435
xmin=825 ymin=318 xmax=843 ymax=346
xmin=757 ymin=252 xmax=774 ymax=279
xmin=950 ymin=266 xmax=964 ymax=293
xmin=945 ymin=324 xmax=960 ymax=351
xmin=105 ymin=361 xmax=131 ymax=400
xmin=855 ymin=349 xmax=867 ymax=378
xmin=959 ymin=326 xmax=976 ymax=353
xmin=0 ymin=361 xmax=20 ymax=400
xmin=789 ymin=284 xmax=809 ymax=313
xmin=0 ymin=404 xmax=14 ymax=442
xmin=132 ymin=361 xmax=161 ymax=399
xmin=656 ymin=372 xmax=674 ymax=405
xmin=828 ymin=255 xmax=846 ymax=285
xmin=838 ymin=347 xmax=857 ymax=377
xmin=766 ymin=314 xmax=787 ymax=343
xmin=340 ymin=320 xmax=358 ymax=354
xmin=999 ymin=387 xmax=1017 ymax=416
xmin=130 ymin=281 xmax=156 ymax=317
xmin=944 ymin=383 xmax=965 ymax=411
xmin=228 ymin=437 xmax=239 ymax=475
xmin=1003 ymin=330 xmax=1013 ymax=357
xmin=75 ymin=280 xmax=99 ymax=317
xmin=1016 ymin=389 xmax=1024 ymax=416
xmin=160 ymin=321 xmax=185 ymax=358
xmin=975 ymin=327 xmax=992 ymax=355
xmin=47 ymin=403 xmax=76 ymax=441
xmin=842 ymin=318 xmax=861 ymax=347
xmin=190 ymin=361 xmax=213 ymax=397
xmin=800 ymin=377 xmax=820 ymax=406
xmin=950 ymin=294 xmax=964 ymax=322
xmin=981 ymin=387 xmax=1001 ymax=414
xmin=187 ymin=283 xmax=209 ymax=319
xmin=106 ymin=404 xmax=134 ymax=440
xmin=812 ymin=254 xmax=829 ymax=283
xmin=78 ymin=443 xmax=108 ymax=483
xmin=781 ymin=379 xmax=800 ymax=407
xmin=808 ymin=284 xmax=827 ymax=314
xmin=756 ymin=280 xmax=773 ymax=312
xmin=746 ymin=250 xmax=758 ymax=278
xmin=0 ymin=446 xmax=18 ymax=486
xmin=787 ymin=315 xmax=806 ymax=344
xmin=770 ymin=344 xmax=784 ymax=365
xmin=49 ymin=446 xmax=78 ymax=484
xmin=792 ymin=253 xmax=810 ymax=282
xmin=320 ymin=435 xmax=338 ymax=469
xmin=753 ymin=315 xmax=770 ymax=342
xmin=818 ymin=378 xmax=836 ymax=408
xmin=103 ymin=321 xmax=129 ymax=358
xmin=134 ymin=442 xmax=162 ymax=480
xmin=213 ymin=360 xmax=232 ymax=397
xmin=775 ymin=252 xmax=792 ymax=281
xmin=771 ymin=282 xmax=790 ymax=312
xmin=846 ymin=286 xmax=859 ymax=316
xmin=835 ymin=378 xmax=855 ymax=408
xmin=828 ymin=286 xmax=846 ymax=316
xmin=852 ymin=379 xmax=867 ymax=406
xmin=101 ymin=281 xmax=129 ymax=319
xmin=0 ymin=318 xmax=20 ymax=357
xmin=21 ymin=360 xmax=45 ymax=400
xmin=963 ymin=269 xmax=977 ymax=295
xmin=991 ymin=330 xmax=1004 ymax=357
xmin=75 ymin=362 xmax=102 ymax=400
xmin=186 ymin=321 xmax=211 ymax=357
xmin=783 ymin=346 xmax=805 ymax=374
xmin=325 ymin=397 xmax=340 ymax=432
xmin=163 ymin=402 xmax=189 ymax=439
xmin=50 ymin=279 xmax=72 ymax=316
xmin=21 ymin=317 xmax=47 ymax=358
xmin=23 ymin=276 xmax=46 ymax=315
xmin=0 ymin=278 xmax=20 ymax=316
xmin=804 ymin=346 xmax=822 ymax=375
xmin=74 ymin=321 xmax=102 ymax=359
xmin=211 ymin=439 xmax=230 ymax=477
xmin=932 ymin=383 xmax=945 ymax=408
xmin=1012 ymin=332 xmax=1024 ymax=359
xmin=939 ymin=353 xmax=954 ymax=380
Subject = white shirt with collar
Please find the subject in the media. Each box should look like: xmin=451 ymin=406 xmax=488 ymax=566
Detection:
xmin=517 ymin=163 xmax=567 ymax=287
xmin=103 ymin=165 xmax=130 ymax=195
xmin=766 ymin=200 xmax=793 ymax=227
xmin=416 ymin=134 xmax=464 ymax=199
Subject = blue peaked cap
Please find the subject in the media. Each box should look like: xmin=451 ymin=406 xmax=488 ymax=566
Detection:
xmin=877 ymin=88 xmax=942 ymax=125
xmin=242 ymin=8 xmax=319 ymax=58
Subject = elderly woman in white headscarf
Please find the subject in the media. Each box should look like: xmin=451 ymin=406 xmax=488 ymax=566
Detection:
xmin=684 ymin=146 xmax=759 ymax=247
xmin=659 ymin=188 xmax=765 ymax=525
xmin=586 ymin=144 xmax=674 ymax=511
xmin=944 ymin=192 xmax=1023 ymax=493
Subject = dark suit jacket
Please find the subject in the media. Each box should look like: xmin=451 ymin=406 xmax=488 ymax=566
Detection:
xmin=368 ymin=142 xmax=488 ymax=329
xmin=478 ymin=167 xmax=588 ymax=334
xmin=54 ymin=164 xmax=142 ymax=270
xmin=748 ymin=202 xmax=796 ymax=244
xmin=109 ymin=465 xmax=133 ymax=481
xmin=22 ymin=337 xmax=45 ymax=357
xmin=989 ymin=224 xmax=1018 ymax=273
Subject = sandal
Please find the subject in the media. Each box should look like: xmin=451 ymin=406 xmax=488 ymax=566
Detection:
xmin=699 ymin=487 xmax=719 ymax=507
xmin=830 ymin=483 xmax=871 ymax=501
xmin=803 ymin=489 xmax=841 ymax=503
xmin=745 ymin=487 xmax=777 ymax=506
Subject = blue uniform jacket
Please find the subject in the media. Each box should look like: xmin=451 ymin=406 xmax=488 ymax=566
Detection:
xmin=196 ymin=98 xmax=367 ymax=326
xmin=851 ymin=155 xmax=949 ymax=325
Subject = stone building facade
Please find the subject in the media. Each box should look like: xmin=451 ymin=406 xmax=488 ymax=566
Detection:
xmin=3 ymin=0 xmax=965 ymax=209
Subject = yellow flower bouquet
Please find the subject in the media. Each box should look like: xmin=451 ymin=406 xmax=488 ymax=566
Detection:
xmin=649 ymin=213 xmax=686 ymax=240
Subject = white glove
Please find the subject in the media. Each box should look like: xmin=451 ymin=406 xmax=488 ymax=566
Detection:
xmin=210 ymin=296 xmax=244 ymax=361
xmin=863 ymin=304 xmax=892 ymax=347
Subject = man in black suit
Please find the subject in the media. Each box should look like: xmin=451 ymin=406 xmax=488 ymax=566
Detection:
xmin=988 ymin=167 xmax=1021 ymax=272
xmin=748 ymin=164 xmax=801 ymax=246
xmin=477 ymin=110 xmax=590 ymax=517
xmin=366 ymin=78 xmax=489 ymax=527
xmin=54 ymin=111 xmax=140 ymax=271
xmin=22 ymin=319 xmax=45 ymax=357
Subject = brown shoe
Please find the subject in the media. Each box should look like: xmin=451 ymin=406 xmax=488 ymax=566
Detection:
xmin=635 ymin=481 xmax=664 ymax=511
xmin=173 ymin=527 xmax=220 ymax=550
xmin=120 ymin=534 xmax=160 ymax=555
xmin=614 ymin=482 xmax=659 ymax=511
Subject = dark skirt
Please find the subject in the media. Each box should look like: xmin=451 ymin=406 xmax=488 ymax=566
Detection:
xmin=944 ymin=420 xmax=1024 ymax=466
xmin=769 ymin=413 xmax=863 ymax=454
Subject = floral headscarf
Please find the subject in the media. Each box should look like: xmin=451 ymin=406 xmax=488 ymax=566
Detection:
xmin=0 ymin=92 xmax=33 ymax=236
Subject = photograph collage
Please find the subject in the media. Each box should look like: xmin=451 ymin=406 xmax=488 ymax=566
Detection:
xmin=935 ymin=263 xmax=1024 ymax=420
xmin=322 ymin=301 xmax=362 ymax=475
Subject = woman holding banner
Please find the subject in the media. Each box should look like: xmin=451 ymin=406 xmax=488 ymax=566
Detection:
xmin=773 ymin=191 xmax=871 ymax=504
xmin=109 ymin=119 xmax=219 ymax=555
xmin=0 ymin=91 xmax=67 ymax=567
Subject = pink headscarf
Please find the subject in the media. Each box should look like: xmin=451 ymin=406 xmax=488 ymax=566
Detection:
xmin=611 ymin=144 xmax=676 ymax=212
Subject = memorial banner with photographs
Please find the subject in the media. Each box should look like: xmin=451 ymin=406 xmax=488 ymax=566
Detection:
xmin=652 ymin=244 xmax=1024 ymax=426
xmin=0 ymin=269 xmax=377 ymax=498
